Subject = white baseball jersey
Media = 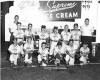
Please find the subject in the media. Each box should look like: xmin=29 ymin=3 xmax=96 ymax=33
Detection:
xmin=80 ymin=47 xmax=90 ymax=55
xmin=81 ymin=24 xmax=93 ymax=36
xmin=24 ymin=41 xmax=34 ymax=51
xmin=38 ymin=32 xmax=49 ymax=40
xmin=71 ymin=30 xmax=81 ymax=40
xmin=39 ymin=48 xmax=49 ymax=57
xmin=54 ymin=46 xmax=65 ymax=55
xmin=25 ymin=29 xmax=34 ymax=37
xmin=66 ymin=45 xmax=76 ymax=57
xmin=50 ymin=33 xmax=61 ymax=41
xmin=61 ymin=31 xmax=71 ymax=41
xmin=8 ymin=44 xmax=21 ymax=54
xmin=13 ymin=29 xmax=24 ymax=38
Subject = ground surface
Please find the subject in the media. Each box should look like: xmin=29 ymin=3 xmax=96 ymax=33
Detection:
xmin=1 ymin=42 xmax=100 ymax=80
xmin=1 ymin=64 xmax=100 ymax=80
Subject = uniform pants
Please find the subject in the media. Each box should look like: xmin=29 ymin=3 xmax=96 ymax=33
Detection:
xmin=65 ymin=55 xmax=75 ymax=65
xmin=9 ymin=54 xmax=19 ymax=65
xmin=50 ymin=41 xmax=58 ymax=55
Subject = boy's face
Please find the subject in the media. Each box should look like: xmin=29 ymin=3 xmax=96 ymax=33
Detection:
xmin=54 ymin=29 xmax=58 ymax=33
xmin=27 ymin=38 xmax=32 ymax=43
xmin=69 ymin=41 xmax=73 ymax=46
xmin=85 ymin=20 xmax=89 ymax=25
xmin=13 ymin=39 xmax=17 ymax=45
xmin=58 ymin=45 xmax=62 ymax=49
xmin=64 ymin=26 xmax=68 ymax=31
xmin=83 ymin=44 xmax=88 ymax=48
xmin=14 ymin=16 xmax=19 ymax=21
xmin=42 ymin=44 xmax=46 ymax=49
xmin=28 ymin=26 xmax=32 ymax=30
xmin=74 ymin=26 xmax=78 ymax=29
xmin=41 ymin=28 xmax=46 ymax=32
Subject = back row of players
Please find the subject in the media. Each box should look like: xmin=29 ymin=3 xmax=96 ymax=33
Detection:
xmin=8 ymin=16 xmax=93 ymax=67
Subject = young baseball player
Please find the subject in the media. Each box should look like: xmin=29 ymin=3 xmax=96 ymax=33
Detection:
xmin=53 ymin=41 xmax=65 ymax=66
xmin=38 ymin=25 xmax=49 ymax=50
xmin=24 ymin=37 xmax=34 ymax=64
xmin=13 ymin=22 xmax=24 ymax=44
xmin=65 ymin=39 xmax=76 ymax=65
xmin=8 ymin=38 xmax=23 ymax=66
xmin=50 ymin=26 xmax=61 ymax=55
xmin=38 ymin=42 xmax=49 ymax=66
xmin=80 ymin=43 xmax=90 ymax=65
xmin=25 ymin=23 xmax=34 ymax=37
xmin=61 ymin=25 xmax=71 ymax=46
xmin=71 ymin=23 xmax=81 ymax=50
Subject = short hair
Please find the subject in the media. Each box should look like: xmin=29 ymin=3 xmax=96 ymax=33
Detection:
xmin=41 ymin=25 xmax=46 ymax=29
xmin=41 ymin=42 xmax=46 ymax=46
xmin=74 ymin=23 xmax=78 ymax=27
xmin=17 ymin=22 xmax=21 ymax=25
xmin=85 ymin=18 xmax=89 ymax=21
xmin=65 ymin=24 xmax=69 ymax=27
xmin=27 ymin=36 xmax=32 ymax=40
xmin=14 ymin=15 xmax=19 ymax=18
xmin=28 ymin=23 xmax=32 ymax=27
xmin=13 ymin=38 xmax=17 ymax=42
xmin=57 ymin=41 xmax=62 ymax=46
xmin=54 ymin=26 xmax=58 ymax=29
xmin=68 ymin=39 xmax=74 ymax=45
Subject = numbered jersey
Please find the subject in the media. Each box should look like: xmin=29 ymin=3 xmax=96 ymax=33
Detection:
xmin=50 ymin=33 xmax=61 ymax=41
xmin=71 ymin=30 xmax=81 ymax=40
xmin=61 ymin=31 xmax=71 ymax=41
xmin=8 ymin=44 xmax=21 ymax=54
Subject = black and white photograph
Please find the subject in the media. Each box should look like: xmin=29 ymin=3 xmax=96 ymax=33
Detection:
xmin=0 ymin=0 xmax=100 ymax=80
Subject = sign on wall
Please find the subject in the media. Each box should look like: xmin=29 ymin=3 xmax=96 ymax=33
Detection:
xmin=39 ymin=1 xmax=81 ymax=21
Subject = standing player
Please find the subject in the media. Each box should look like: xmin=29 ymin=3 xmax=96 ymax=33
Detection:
xmin=71 ymin=23 xmax=81 ymax=50
xmin=50 ymin=26 xmax=61 ymax=55
xmin=8 ymin=38 xmax=23 ymax=66
xmin=25 ymin=23 xmax=34 ymax=38
xmin=65 ymin=39 xmax=76 ymax=66
xmin=38 ymin=25 xmax=49 ymax=50
xmin=9 ymin=15 xmax=20 ymax=43
xmin=80 ymin=43 xmax=90 ymax=65
xmin=61 ymin=25 xmax=71 ymax=46
xmin=24 ymin=37 xmax=34 ymax=64
xmin=13 ymin=22 xmax=24 ymax=44
xmin=38 ymin=42 xmax=49 ymax=66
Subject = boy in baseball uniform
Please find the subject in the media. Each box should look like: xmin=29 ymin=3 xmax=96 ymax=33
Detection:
xmin=50 ymin=26 xmax=61 ymax=55
xmin=8 ymin=38 xmax=23 ymax=66
xmin=24 ymin=37 xmax=34 ymax=64
xmin=38 ymin=42 xmax=49 ymax=66
xmin=80 ymin=43 xmax=90 ymax=65
xmin=65 ymin=39 xmax=76 ymax=65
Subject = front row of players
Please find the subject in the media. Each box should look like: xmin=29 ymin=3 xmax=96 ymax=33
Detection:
xmin=8 ymin=37 xmax=90 ymax=67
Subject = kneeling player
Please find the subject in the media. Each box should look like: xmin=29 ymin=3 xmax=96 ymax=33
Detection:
xmin=80 ymin=43 xmax=90 ymax=65
xmin=65 ymin=39 xmax=76 ymax=66
xmin=8 ymin=38 xmax=23 ymax=66
xmin=38 ymin=42 xmax=49 ymax=66
xmin=24 ymin=37 xmax=34 ymax=64
xmin=53 ymin=41 xmax=65 ymax=66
